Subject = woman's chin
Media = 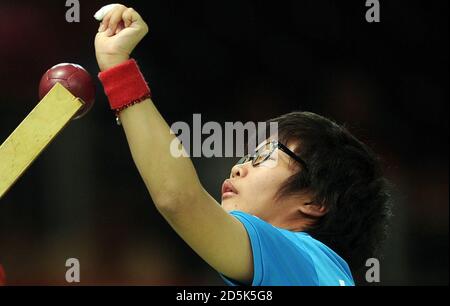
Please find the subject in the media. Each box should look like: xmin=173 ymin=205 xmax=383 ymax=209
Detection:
xmin=221 ymin=199 xmax=238 ymax=212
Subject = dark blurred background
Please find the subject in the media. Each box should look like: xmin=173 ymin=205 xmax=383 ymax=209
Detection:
xmin=0 ymin=0 xmax=448 ymax=285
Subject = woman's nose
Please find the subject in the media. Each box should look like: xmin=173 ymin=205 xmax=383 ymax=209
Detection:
xmin=230 ymin=163 xmax=249 ymax=179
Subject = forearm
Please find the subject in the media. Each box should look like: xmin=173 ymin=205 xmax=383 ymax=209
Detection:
xmin=119 ymin=98 xmax=202 ymax=208
xmin=94 ymin=5 xmax=202 ymax=208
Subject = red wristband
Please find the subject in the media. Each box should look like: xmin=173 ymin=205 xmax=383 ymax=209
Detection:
xmin=98 ymin=59 xmax=151 ymax=111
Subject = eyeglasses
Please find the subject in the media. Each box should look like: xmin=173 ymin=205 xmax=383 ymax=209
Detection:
xmin=236 ymin=140 xmax=308 ymax=170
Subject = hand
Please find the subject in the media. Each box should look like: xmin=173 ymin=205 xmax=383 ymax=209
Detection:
xmin=94 ymin=4 xmax=149 ymax=71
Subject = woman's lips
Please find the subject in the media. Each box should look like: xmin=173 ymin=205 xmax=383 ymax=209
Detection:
xmin=222 ymin=192 xmax=236 ymax=199
xmin=221 ymin=179 xmax=238 ymax=199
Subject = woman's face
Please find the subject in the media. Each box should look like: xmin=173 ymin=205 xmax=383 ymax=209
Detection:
xmin=221 ymin=140 xmax=300 ymax=220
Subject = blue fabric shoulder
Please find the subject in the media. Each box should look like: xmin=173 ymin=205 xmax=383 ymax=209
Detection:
xmin=221 ymin=211 xmax=354 ymax=286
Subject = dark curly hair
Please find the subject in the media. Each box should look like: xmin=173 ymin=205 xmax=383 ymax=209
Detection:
xmin=268 ymin=112 xmax=392 ymax=272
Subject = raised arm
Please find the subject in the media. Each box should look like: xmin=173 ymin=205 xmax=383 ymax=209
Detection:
xmin=94 ymin=4 xmax=253 ymax=284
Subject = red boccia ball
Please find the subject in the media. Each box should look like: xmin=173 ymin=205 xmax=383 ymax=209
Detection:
xmin=39 ymin=63 xmax=95 ymax=120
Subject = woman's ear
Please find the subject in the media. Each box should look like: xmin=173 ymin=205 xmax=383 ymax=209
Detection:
xmin=297 ymin=194 xmax=329 ymax=218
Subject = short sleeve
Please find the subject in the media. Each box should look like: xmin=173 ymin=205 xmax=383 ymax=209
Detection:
xmin=221 ymin=211 xmax=318 ymax=286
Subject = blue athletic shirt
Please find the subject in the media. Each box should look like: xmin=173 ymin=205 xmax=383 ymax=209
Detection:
xmin=221 ymin=211 xmax=355 ymax=286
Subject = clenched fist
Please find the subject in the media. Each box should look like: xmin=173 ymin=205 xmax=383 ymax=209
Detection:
xmin=94 ymin=4 xmax=149 ymax=71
